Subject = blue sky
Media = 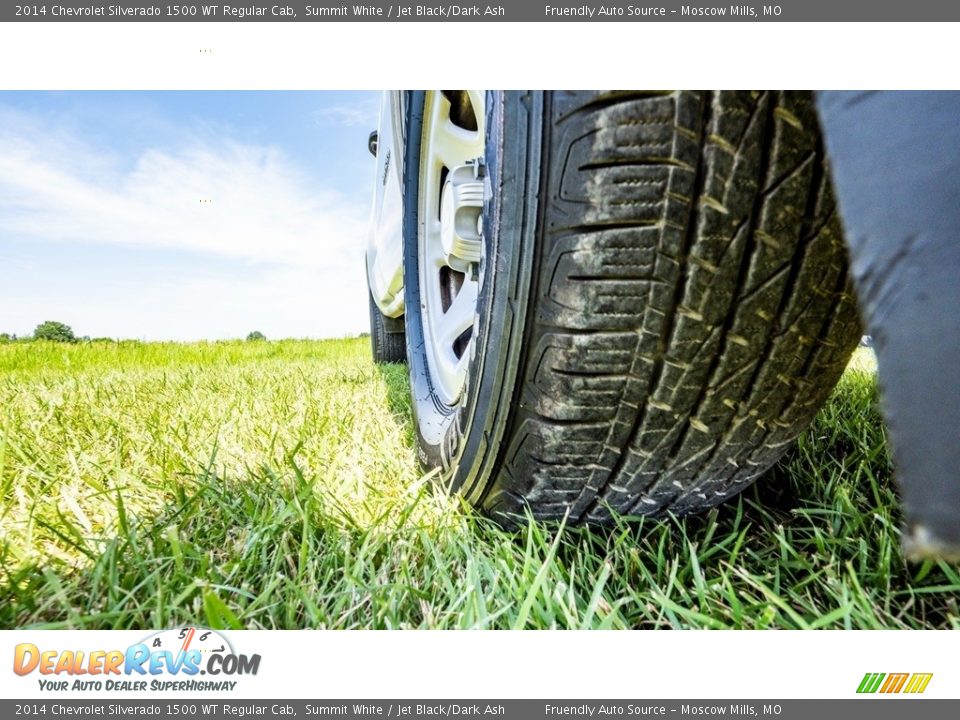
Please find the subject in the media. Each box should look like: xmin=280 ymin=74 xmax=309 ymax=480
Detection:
xmin=0 ymin=91 xmax=381 ymax=340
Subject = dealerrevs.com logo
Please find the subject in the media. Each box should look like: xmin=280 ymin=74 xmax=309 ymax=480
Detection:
xmin=857 ymin=672 xmax=933 ymax=694
xmin=13 ymin=627 xmax=261 ymax=693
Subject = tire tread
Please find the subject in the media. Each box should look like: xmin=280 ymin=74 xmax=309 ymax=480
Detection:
xmin=482 ymin=91 xmax=861 ymax=523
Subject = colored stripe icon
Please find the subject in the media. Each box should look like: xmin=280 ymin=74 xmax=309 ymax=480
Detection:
xmin=857 ymin=672 xmax=933 ymax=694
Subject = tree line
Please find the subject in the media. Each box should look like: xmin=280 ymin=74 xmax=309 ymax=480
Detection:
xmin=0 ymin=322 xmax=269 ymax=344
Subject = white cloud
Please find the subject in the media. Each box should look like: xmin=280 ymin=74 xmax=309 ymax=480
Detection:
xmin=0 ymin=129 xmax=367 ymax=270
xmin=311 ymin=99 xmax=381 ymax=128
xmin=0 ymin=110 xmax=373 ymax=340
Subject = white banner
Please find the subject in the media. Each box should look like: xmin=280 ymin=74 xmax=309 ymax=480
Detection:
xmin=1 ymin=630 xmax=954 ymax=699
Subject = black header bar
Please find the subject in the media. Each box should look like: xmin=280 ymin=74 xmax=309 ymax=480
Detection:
xmin=5 ymin=1 xmax=959 ymax=22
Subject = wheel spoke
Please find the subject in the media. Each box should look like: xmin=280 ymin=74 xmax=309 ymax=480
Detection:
xmin=427 ymin=99 xmax=482 ymax=170
xmin=424 ymin=218 xmax=447 ymax=267
xmin=439 ymin=282 xmax=478 ymax=348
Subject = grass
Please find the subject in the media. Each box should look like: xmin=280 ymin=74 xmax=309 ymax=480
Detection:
xmin=0 ymin=339 xmax=957 ymax=629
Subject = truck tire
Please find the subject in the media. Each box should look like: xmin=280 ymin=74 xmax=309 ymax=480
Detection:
xmin=369 ymin=289 xmax=406 ymax=364
xmin=403 ymin=90 xmax=862 ymax=525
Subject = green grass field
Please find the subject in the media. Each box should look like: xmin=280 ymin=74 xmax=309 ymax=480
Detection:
xmin=1 ymin=339 xmax=957 ymax=629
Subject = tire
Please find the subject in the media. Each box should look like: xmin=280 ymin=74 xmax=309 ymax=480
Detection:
xmin=369 ymin=290 xmax=406 ymax=364
xmin=403 ymin=90 xmax=862 ymax=525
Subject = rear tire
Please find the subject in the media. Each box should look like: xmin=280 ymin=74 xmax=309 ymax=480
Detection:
xmin=404 ymin=90 xmax=862 ymax=525
xmin=369 ymin=290 xmax=406 ymax=364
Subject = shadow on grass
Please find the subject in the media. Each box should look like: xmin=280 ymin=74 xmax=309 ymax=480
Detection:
xmin=374 ymin=362 xmax=412 ymax=420
xmin=373 ymin=362 xmax=416 ymax=450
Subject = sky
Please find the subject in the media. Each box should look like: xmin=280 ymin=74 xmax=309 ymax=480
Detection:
xmin=0 ymin=91 xmax=381 ymax=341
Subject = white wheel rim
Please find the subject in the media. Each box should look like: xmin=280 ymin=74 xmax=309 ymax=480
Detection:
xmin=418 ymin=90 xmax=486 ymax=405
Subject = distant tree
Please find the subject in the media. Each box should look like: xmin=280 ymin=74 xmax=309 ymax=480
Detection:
xmin=91 ymin=337 xmax=116 ymax=343
xmin=33 ymin=321 xmax=76 ymax=343
xmin=0 ymin=332 xmax=14 ymax=343
xmin=246 ymin=331 xmax=267 ymax=342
